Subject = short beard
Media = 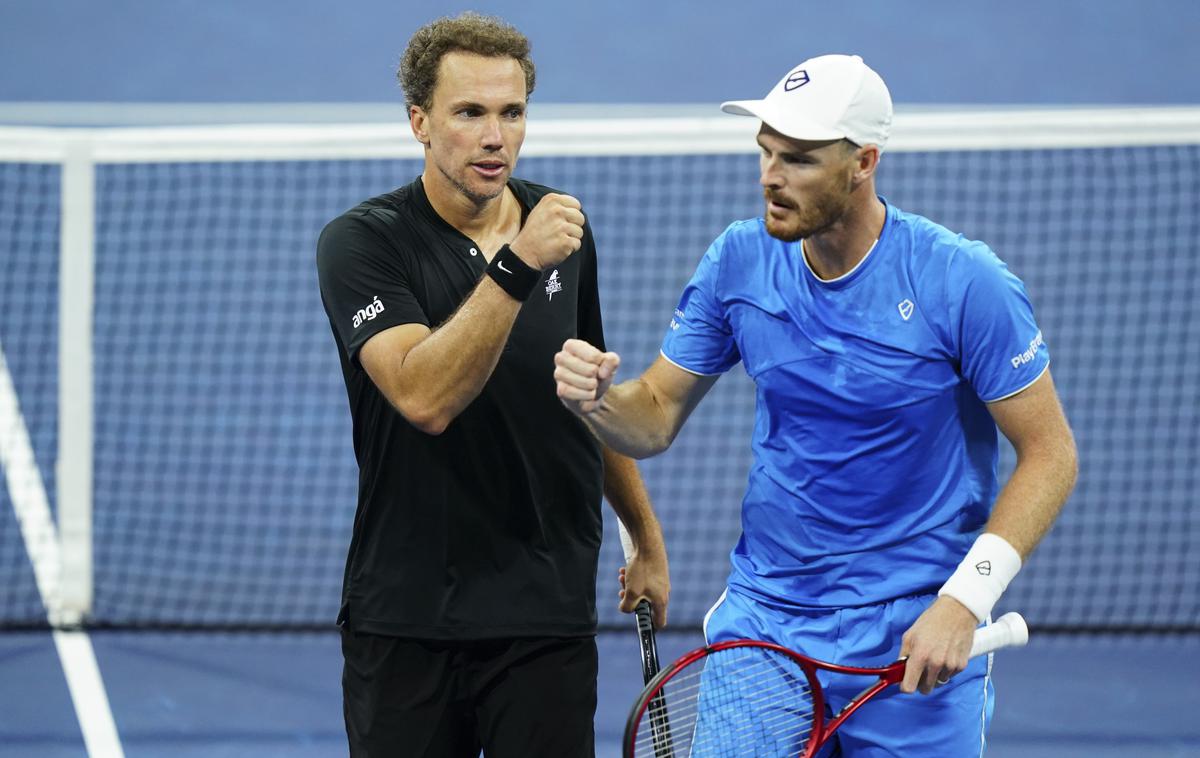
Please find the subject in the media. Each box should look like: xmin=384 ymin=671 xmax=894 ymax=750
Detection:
xmin=764 ymin=196 xmax=847 ymax=242
xmin=763 ymin=173 xmax=854 ymax=242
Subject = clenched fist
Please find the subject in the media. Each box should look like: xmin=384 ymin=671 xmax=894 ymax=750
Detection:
xmin=509 ymin=194 xmax=585 ymax=269
xmin=555 ymin=338 xmax=620 ymax=414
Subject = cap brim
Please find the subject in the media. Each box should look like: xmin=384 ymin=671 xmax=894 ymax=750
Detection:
xmin=720 ymin=99 xmax=847 ymax=142
xmin=719 ymin=100 xmax=763 ymax=118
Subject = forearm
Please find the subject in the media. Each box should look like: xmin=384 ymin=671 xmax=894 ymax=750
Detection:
xmin=602 ymin=447 xmax=664 ymax=550
xmin=983 ymin=434 xmax=1078 ymax=558
xmin=583 ymin=378 xmax=678 ymax=459
xmin=938 ymin=427 xmax=1077 ymax=622
xmin=603 ymin=446 xmax=671 ymax=626
xmin=394 ymin=277 xmax=521 ymax=432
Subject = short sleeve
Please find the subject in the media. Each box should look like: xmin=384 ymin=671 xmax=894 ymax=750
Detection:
xmin=949 ymin=242 xmax=1049 ymax=402
xmin=316 ymin=214 xmax=429 ymax=364
xmin=660 ymin=230 xmax=741 ymax=376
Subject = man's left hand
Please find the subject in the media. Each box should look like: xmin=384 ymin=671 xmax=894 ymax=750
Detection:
xmin=618 ymin=538 xmax=670 ymax=629
xmin=899 ymin=596 xmax=979 ymax=694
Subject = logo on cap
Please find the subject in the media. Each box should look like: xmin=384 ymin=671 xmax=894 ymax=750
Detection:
xmin=784 ymin=70 xmax=810 ymax=91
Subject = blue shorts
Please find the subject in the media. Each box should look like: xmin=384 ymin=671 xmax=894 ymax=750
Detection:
xmin=701 ymin=588 xmax=995 ymax=757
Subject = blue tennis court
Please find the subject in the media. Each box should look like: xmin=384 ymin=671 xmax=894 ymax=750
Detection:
xmin=2 ymin=630 xmax=1197 ymax=756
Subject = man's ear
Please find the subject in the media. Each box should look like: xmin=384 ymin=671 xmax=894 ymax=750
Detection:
xmin=410 ymin=105 xmax=430 ymax=146
xmin=852 ymin=144 xmax=880 ymax=185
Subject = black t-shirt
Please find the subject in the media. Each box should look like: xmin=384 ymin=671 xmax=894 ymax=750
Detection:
xmin=316 ymin=176 xmax=606 ymax=639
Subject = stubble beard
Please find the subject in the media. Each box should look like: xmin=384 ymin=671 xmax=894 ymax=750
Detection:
xmin=436 ymin=157 xmax=507 ymax=208
xmin=764 ymin=169 xmax=856 ymax=242
xmin=764 ymin=192 xmax=850 ymax=242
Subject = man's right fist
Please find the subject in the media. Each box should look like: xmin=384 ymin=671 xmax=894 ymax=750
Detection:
xmin=509 ymin=194 xmax=585 ymax=269
xmin=555 ymin=339 xmax=620 ymax=415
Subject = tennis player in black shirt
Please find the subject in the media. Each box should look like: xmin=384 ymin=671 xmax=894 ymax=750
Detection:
xmin=316 ymin=12 xmax=670 ymax=757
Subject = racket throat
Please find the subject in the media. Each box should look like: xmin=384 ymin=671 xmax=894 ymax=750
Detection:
xmin=822 ymin=679 xmax=892 ymax=740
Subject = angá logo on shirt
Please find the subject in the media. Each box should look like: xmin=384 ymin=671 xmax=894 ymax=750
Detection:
xmin=352 ymin=296 xmax=385 ymax=329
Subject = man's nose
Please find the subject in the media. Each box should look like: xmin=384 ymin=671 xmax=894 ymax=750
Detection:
xmin=480 ymin=116 xmax=503 ymax=149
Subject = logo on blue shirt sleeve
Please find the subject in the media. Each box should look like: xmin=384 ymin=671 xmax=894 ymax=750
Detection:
xmin=1009 ymin=331 xmax=1045 ymax=369
xmin=669 ymin=308 xmax=685 ymax=331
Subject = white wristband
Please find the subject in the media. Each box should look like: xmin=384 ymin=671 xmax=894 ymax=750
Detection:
xmin=938 ymin=533 xmax=1023 ymax=622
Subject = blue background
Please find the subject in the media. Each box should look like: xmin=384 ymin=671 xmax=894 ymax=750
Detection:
xmin=2 ymin=0 xmax=1198 ymax=104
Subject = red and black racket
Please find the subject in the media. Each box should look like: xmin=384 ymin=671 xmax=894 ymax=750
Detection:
xmin=624 ymin=611 xmax=1028 ymax=758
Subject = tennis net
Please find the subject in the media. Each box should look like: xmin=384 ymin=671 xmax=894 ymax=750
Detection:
xmin=1 ymin=108 xmax=1198 ymax=631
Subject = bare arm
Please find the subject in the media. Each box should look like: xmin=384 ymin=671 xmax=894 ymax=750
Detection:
xmin=360 ymin=194 xmax=585 ymax=435
xmin=555 ymin=342 xmax=719 ymax=459
xmin=901 ymin=369 xmax=1077 ymax=693
xmin=556 ymin=343 xmax=717 ymax=626
xmin=360 ymin=283 xmax=518 ymax=435
xmin=977 ymin=369 xmax=1078 ymax=557
xmin=602 ymin=447 xmax=671 ymax=627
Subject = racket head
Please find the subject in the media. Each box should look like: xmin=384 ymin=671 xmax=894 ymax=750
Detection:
xmin=624 ymin=639 xmax=828 ymax=758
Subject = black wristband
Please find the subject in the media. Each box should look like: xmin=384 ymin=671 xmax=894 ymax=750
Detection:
xmin=485 ymin=244 xmax=542 ymax=302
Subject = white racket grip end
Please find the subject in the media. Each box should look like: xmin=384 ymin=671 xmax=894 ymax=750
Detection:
xmin=969 ymin=612 xmax=1029 ymax=658
xmin=617 ymin=519 xmax=635 ymax=563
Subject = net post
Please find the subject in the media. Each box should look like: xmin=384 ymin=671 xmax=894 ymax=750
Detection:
xmin=56 ymin=136 xmax=96 ymax=627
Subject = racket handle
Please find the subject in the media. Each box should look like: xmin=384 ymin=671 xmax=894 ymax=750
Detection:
xmin=969 ymin=611 xmax=1029 ymax=657
xmin=618 ymin=519 xmax=636 ymax=562
xmin=619 ymin=520 xmax=662 ymax=681
xmin=633 ymin=598 xmax=660 ymax=681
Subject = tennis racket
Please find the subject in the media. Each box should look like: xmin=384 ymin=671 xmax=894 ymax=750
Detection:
xmin=617 ymin=520 xmax=675 ymax=758
xmin=624 ymin=611 xmax=1029 ymax=758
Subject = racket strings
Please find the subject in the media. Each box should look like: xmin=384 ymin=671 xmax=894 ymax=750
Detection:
xmin=636 ymin=682 xmax=816 ymax=755
xmin=633 ymin=647 xmax=817 ymax=757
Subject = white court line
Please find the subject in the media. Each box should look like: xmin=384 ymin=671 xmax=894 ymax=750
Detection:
xmin=0 ymin=347 xmax=63 ymax=621
xmin=0 ymin=345 xmax=126 ymax=758
xmin=53 ymin=631 xmax=126 ymax=758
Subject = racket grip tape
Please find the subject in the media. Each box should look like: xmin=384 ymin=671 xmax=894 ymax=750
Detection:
xmin=969 ymin=611 xmax=1029 ymax=658
xmin=618 ymin=520 xmax=636 ymax=562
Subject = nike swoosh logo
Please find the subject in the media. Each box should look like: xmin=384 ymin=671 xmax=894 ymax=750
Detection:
xmin=498 ymin=260 xmax=512 ymax=274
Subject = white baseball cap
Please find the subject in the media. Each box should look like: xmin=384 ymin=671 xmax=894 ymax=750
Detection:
xmin=721 ymin=54 xmax=893 ymax=150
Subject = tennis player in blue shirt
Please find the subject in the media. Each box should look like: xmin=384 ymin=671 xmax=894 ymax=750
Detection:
xmin=555 ymin=54 xmax=1077 ymax=755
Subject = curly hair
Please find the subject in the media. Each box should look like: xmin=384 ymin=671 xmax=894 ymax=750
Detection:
xmin=398 ymin=12 xmax=536 ymax=111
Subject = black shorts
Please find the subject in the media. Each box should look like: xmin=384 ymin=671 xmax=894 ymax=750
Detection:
xmin=341 ymin=628 xmax=597 ymax=757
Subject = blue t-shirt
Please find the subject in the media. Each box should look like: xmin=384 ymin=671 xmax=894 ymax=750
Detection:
xmin=661 ymin=200 xmax=1049 ymax=609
